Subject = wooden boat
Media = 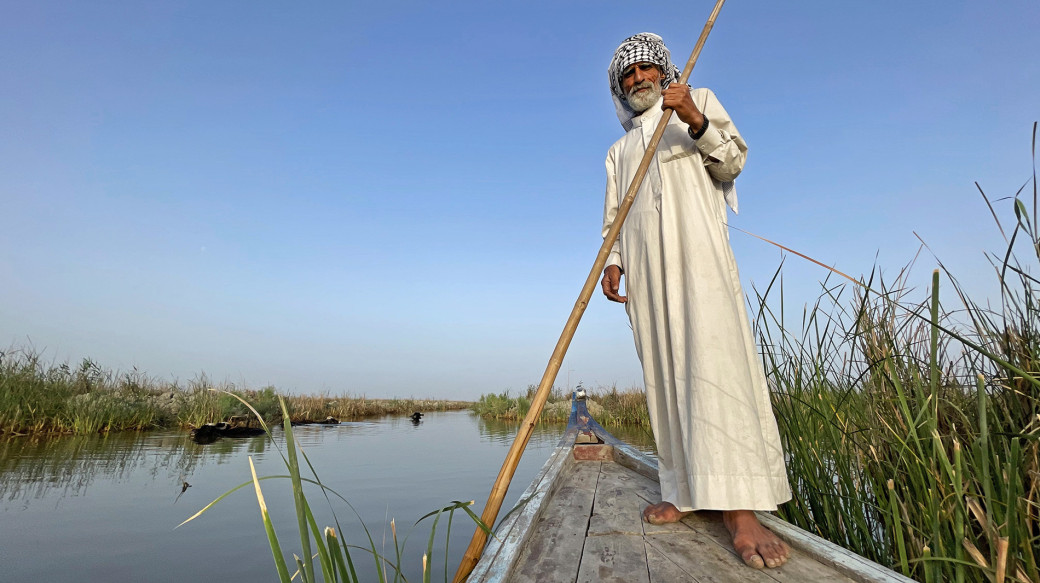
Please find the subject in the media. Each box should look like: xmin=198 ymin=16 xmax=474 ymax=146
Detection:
xmin=467 ymin=394 xmax=913 ymax=583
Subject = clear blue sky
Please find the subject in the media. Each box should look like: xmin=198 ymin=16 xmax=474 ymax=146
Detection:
xmin=2 ymin=1 xmax=1037 ymax=400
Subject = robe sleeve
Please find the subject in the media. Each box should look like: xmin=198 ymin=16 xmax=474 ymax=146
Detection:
xmin=690 ymin=88 xmax=747 ymax=183
xmin=602 ymin=143 xmax=623 ymax=270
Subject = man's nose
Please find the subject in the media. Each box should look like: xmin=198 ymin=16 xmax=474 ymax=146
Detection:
xmin=633 ymin=67 xmax=648 ymax=83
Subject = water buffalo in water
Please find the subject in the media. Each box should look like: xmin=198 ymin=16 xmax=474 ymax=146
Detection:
xmin=190 ymin=422 xmax=265 ymax=444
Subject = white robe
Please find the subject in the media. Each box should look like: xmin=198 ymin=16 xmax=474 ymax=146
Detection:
xmin=602 ymin=88 xmax=791 ymax=511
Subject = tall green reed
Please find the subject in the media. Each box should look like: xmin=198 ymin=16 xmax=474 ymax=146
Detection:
xmin=757 ymin=124 xmax=1039 ymax=583
xmin=0 ymin=351 xmax=174 ymax=434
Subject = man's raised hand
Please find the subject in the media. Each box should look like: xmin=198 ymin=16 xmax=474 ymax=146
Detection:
xmin=661 ymin=83 xmax=704 ymax=130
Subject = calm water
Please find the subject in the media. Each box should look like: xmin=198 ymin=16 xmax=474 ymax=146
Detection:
xmin=0 ymin=411 xmax=655 ymax=582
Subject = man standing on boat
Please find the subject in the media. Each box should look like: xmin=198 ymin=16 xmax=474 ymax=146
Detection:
xmin=599 ymin=32 xmax=792 ymax=570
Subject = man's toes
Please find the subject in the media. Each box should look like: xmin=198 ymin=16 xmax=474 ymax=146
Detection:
xmin=643 ymin=509 xmax=671 ymax=525
xmin=734 ymin=541 xmax=765 ymax=569
xmin=642 ymin=502 xmax=687 ymax=525
xmin=642 ymin=503 xmax=665 ymax=523
xmin=759 ymin=541 xmax=790 ymax=568
xmin=740 ymin=549 xmax=765 ymax=569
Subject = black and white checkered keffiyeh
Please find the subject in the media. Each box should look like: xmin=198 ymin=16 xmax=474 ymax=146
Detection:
xmin=607 ymin=33 xmax=683 ymax=131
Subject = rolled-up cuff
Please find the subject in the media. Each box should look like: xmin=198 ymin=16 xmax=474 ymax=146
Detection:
xmin=693 ymin=123 xmax=726 ymax=157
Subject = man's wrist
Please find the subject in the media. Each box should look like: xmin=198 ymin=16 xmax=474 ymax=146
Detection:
xmin=688 ymin=116 xmax=710 ymax=140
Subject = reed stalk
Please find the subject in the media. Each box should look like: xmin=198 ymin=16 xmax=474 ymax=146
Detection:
xmin=759 ymin=125 xmax=1040 ymax=582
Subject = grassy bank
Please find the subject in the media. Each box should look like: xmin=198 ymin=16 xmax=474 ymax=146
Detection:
xmin=0 ymin=352 xmax=471 ymax=436
xmin=472 ymin=383 xmax=650 ymax=427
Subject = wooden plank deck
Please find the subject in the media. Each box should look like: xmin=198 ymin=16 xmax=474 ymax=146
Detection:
xmin=506 ymin=451 xmax=865 ymax=583
xmin=466 ymin=397 xmax=912 ymax=583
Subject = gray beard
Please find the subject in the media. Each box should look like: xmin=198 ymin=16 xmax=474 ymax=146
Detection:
xmin=625 ymin=81 xmax=661 ymax=112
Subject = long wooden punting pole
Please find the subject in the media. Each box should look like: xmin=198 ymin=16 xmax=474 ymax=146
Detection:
xmin=453 ymin=2 xmax=727 ymax=580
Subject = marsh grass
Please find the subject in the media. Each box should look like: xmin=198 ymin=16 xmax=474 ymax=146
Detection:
xmin=181 ymin=394 xmax=490 ymax=583
xmin=0 ymin=354 xmax=471 ymax=436
xmin=288 ymin=395 xmax=471 ymax=423
xmin=472 ymin=384 xmax=650 ymax=426
xmin=593 ymin=385 xmax=652 ymax=427
xmin=0 ymin=354 xmax=177 ymax=434
xmin=761 ymin=271 xmax=1039 ymax=583
xmin=472 ymin=384 xmax=563 ymax=420
xmin=757 ymin=125 xmax=1040 ymax=582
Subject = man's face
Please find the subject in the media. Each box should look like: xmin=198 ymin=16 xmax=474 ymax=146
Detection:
xmin=621 ymin=62 xmax=663 ymax=112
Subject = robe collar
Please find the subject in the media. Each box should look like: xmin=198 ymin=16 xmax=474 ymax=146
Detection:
xmin=630 ymin=97 xmax=665 ymax=131
xmin=621 ymin=92 xmax=741 ymax=214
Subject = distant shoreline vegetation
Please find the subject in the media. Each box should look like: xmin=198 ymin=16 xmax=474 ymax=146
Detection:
xmin=473 ymin=384 xmax=651 ymax=427
xmin=0 ymin=351 xmax=471 ymax=436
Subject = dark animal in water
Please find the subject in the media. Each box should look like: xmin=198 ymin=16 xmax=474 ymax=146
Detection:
xmin=190 ymin=422 xmax=228 ymax=443
xmin=221 ymin=426 xmax=265 ymax=437
xmin=411 ymin=412 xmax=423 ymax=421
xmin=190 ymin=422 xmax=265 ymax=443
xmin=292 ymin=416 xmax=340 ymax=426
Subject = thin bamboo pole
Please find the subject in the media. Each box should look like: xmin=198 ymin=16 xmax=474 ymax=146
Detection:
xmin=452 ymin=2 xmax=728 ymax=581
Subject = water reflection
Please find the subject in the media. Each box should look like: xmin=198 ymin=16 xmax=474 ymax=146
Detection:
xmin=0 ymin=416 xmax=654 ymax=510
xmin=474 ymin=415 xmax=656 ymax=455
xmin=0 ymin=430 xmax=279 ymax=507
xmin=474 ymin=416 xmax=568 ymax=444
xmin=0 ymin=410 xmax=655 ymax=582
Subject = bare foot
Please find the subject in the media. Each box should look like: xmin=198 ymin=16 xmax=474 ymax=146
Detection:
xmin=642 ymin=501 xmax=691 ymax=525
xmin=722 ymin=510 xmax=789 ymax=569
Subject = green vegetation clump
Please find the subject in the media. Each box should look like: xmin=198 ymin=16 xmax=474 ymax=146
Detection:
xmin=472 ymin=384 xmax=649 ymax=426
xmin=0 ymin=354 xmax=177 ymax=434
xmin=288 ymin=394 xmax=470 ymax=422
xmin=593 ymin=385 xmax=652 ymax=427
xmin=759 ymin=269 xmax=1039 ymax=582
xmin=0 ymin=354 xmax=471 ymax=436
